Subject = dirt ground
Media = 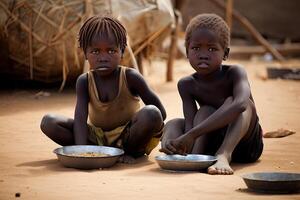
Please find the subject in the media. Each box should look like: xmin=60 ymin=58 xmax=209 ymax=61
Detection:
xmin=0 ymin=59 xmax=299 ymax=200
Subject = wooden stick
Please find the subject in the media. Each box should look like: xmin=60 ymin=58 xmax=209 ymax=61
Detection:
xmin=230 ymin=43 xmax=300 ymax=56
xmin=24 ymin=1 xmax=59 ymax=28
xmin=33 ymin=1 xmax=46 ymax=27
xmin=28 ymin=12 xmax=34 ymax=80
xmin=226 ymin=0 xmax=233 ymax=31
xmin=50 ymin=16 xmax=81 ymax=44
xmin=74 ymin=37 xmax=81 ymax=70
xmin=136 ymin=52 xmax=144 ymax=75
xmin=85 ymin=0 xmax=94 ymax=18
xmin=59 ymin=42 xmax=68 ymax=92
xmin=33 ymin=46 xmax=47 ymax=57
xmin=133 ymin=24 xmax=171 ymax=56
xmin=0 ymin=1 xmax=47 ymax=45
xmin=126 ymin=41 xmax=138 ymax=70
xmin=210 ymin=0 xmax=285 ymax=61
xmin=166 ymin=11 xmax=180 ymax=82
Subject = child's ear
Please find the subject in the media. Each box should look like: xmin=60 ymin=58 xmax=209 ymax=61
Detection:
xmin=223 ymin=48 xmax=230 ymax=60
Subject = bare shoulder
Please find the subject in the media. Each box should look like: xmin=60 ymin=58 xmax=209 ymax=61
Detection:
xmin=223 ymin=65 xmax=248 ymax=80
xmin=77 ymin=72 xmax=88 ymax=81
xmin=177 ymin=75 xmax=195 ymax=92
xmin=124 ymin=67 xmax=149 ymax=96
xmin=226 ymin=64 xmax=247 ymax=77
xmin=125 ymin=67 xmax=144 ymax=84
xmin=76 ymin=72 xmax=88 ymax=92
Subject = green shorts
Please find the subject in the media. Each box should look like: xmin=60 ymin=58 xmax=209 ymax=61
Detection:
xmin=88 ymin=123 xmax=163 ymax=156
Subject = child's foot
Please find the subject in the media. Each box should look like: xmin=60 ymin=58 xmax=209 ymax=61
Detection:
xmin=207 ymin=154 xmax=233 ymax=175
xmin=118 ymin=154 xmax=136 ymax=164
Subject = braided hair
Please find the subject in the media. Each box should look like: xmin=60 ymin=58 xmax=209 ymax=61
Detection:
xmin=185 ymin=13 xmax=230 ymax=50
xmin=78 ymin=15 xmax=127 ymax=55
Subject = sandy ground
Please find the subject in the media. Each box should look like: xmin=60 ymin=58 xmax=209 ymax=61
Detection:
xmin=0 ymin=59 xmax=300 ymax=200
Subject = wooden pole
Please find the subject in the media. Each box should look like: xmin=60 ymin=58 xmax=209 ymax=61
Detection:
xmin=28 ymin=12 xmax=34 ymax=80
xmin=211 ymin=0 xmax=285 ymax=61
xmin=226 ymin=0 xmax=233 ymax=31
xmin=166 ymin=25 xmax=177 ymax=81
xmin=166 ymin=10 xmax=181 ymax=82
xmin=230 ymin=43 xmax=300 ymax=56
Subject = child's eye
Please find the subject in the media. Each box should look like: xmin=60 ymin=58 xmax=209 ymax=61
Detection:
xmin=192 ymin=47 xmax=200 ymax=51
xmin=208 ymin=47 xmax=217 ymax=52
xmin=91 ymin=49 xmax=99 ymax=54
xmin=108 ymin=49 xmax=117 ymax=54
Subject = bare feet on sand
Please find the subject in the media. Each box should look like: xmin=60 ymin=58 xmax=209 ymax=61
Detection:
xmin=207 ymin=154 xmax=233 ymax=175
xmin=118 ymin=154 xmax=136 ymax=164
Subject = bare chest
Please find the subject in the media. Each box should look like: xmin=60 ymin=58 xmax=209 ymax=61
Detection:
xmin=93 ymin=75 xmax=119 ymax=103
xmin=192 ymin=79 xmax=232 ymax=108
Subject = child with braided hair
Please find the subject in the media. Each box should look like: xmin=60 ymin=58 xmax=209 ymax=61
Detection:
xmin=40 ymin=15 xmax=166 ymax=163
xmin=160 ymin=13 xmax=263 ymax=174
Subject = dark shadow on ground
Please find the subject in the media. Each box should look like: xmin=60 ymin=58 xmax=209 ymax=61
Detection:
xmin=236 ymin=188 xmax=300 ymax=195
xmin=232 ymin=159 xmax=262 ymax=172
xmin=16 ymin=155 xmax=154 ymax=175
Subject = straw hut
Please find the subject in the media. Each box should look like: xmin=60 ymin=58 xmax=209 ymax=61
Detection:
xmin=0 ymin=0 xmax=175 ymax=90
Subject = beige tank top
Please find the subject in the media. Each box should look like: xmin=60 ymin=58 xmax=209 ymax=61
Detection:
xmin=88 ymin=66 xmax=140 ymax=131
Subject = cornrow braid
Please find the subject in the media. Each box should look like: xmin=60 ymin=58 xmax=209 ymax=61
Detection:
xmin=185 ymin=13 xmax=230 ymax=50
xmin=78 ymin=15 xmax=127 ymax=54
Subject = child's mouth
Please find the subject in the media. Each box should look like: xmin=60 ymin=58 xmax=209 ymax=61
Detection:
xmin=197 ymin=63 xmax=209 ymax=68
xmin=97 ymin=66 xmax=110 ymax=71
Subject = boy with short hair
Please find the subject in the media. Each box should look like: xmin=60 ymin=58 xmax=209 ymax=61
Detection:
xmin=160 ymin=13 xmax=263 ymax=175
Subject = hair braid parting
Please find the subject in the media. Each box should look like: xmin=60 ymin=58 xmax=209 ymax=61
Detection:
xmin=78 ymin=16 xmax=127 ymax=55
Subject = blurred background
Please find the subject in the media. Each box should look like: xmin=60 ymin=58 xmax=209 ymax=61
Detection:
xmin=0 ymin=0 xmax=299 ymax=90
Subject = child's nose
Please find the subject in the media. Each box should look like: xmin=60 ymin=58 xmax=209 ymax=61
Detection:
xmin=97 ymin=54 xmax=109 ymax=62
xmin=199 ymin=54 xmax=209 ymax=60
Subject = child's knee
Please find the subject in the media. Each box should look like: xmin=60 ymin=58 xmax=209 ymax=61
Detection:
xmin=193 ymin=106 xmax=215 ymax=124
xmin=165 ymin=118 xmax=182 ymax=126
xmin=142 ymin=105 xmax=163 ymax=124
xmin=40 ymin=114 xmax=55 ymax=133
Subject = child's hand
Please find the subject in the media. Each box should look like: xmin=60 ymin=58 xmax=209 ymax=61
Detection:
xmin=160 ymin=134 xmax=194 ymax=155
xmin=160 ymin=139 xmax=179 ymax=155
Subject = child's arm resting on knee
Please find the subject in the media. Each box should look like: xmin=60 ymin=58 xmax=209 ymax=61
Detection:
xmin=185 ymin=66 xmax=252 ymax=140
xmin=126 ymin=68 xmax=166 ymax=120
xmin=73 ymin=74 xmax=89 ymax=144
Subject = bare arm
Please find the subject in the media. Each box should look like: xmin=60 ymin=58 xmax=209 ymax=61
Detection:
xmin=126 ymin=68 xmax=166 ymax=120
xmin=187 ymin=66 xmax=251 ymax=139
xmin=178 ymin=77 xmax=198 ymax=132
xmin=73 ymin=73 xmax=89 ymax=144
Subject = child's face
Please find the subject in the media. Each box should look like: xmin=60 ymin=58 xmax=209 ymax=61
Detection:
xmin=86 ymin=34 xmax=122 ymax=76
xmin=187 ymin=27 xmax=228 ymax=76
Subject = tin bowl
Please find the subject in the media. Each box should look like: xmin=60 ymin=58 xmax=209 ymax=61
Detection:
xmin=155 ymin=154 xmax=217 ymax=171
xmin=53 ymin=145 xmax=124 ymax=170
xmin=242 ymin=172 xmax=300 ymax=193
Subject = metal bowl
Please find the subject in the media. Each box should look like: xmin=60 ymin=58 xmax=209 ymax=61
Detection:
xmin=155 ymin=154 xmax=217 ymax=171
xmin=242 ymin=172 xmax=300 ymax=193
xmin=53 ymin=145 xmax=124 ymax=170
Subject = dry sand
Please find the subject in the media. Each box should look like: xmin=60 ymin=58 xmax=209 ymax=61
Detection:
xmin=0 ymin=59 xmax=299 ymax=199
